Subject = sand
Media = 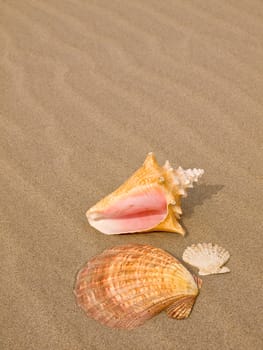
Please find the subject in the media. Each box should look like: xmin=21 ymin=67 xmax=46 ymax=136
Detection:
xmin=0 ymin=0 xmax=262 ymax=349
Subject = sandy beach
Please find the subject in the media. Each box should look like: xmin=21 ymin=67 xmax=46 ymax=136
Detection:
xmin=0 ymin=1 xmax=262 ymax=349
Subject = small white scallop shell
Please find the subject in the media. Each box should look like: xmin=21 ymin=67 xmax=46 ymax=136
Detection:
xmin=182 ymin=243 xmax=230 ymax=276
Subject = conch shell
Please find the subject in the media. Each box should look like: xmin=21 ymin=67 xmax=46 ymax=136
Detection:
xmin=74 ymin=244 xmax=202 ymax=329
xmin=86 ymin=152 xmax=204 ymax=235
xmin=183 ymin=243 xmax=230 ymax=276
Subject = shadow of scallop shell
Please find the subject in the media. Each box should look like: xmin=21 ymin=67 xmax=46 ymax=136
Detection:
xmin=86 ymin=152 xmax=204 ymax=235
xmin=74 ymin=244 xmax=202 ymax=329
xmin=183 ymin=243 xmax=230 ymax=276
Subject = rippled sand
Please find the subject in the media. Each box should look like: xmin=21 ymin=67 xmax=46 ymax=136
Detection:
xmin=0 ymin=1 xmax=262 ymax=349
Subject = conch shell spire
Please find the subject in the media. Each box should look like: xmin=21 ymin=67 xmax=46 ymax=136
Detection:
xmin=86 ymin=152 xmax=204 ymax=235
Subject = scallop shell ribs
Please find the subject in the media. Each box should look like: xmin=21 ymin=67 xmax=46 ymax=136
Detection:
xmin=74 ymin=244 xmax=202 ymax=329
xmin=86 ymin=152 xmax=204 ymax=235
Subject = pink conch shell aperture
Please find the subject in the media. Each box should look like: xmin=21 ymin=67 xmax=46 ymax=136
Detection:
xmin=74 ymin=244 xmax=202 ymax=329
xmin=183 ymin=243 xmax=230 ymax=276
xmin=86 ymin=152 xmax=204 ymax=235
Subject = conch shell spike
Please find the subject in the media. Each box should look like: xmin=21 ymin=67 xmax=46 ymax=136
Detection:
xmin=158 ymin=176 xmax=165 ymax=184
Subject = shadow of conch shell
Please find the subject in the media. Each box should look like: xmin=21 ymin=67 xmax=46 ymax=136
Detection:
xmin=183 ymin=184 xmax=224 ymax=218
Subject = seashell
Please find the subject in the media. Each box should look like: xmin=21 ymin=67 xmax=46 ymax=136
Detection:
xmin=182 ymin=243 xmax=230 ymax=276
xmin=74 ymin=244 xmax=202 ymax=329
xmin=86 ymin=152 xmax=204 ymax=235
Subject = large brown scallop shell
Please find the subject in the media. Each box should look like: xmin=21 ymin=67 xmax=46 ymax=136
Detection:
xmin=74 ymin=244 xmax=202 ymax=329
